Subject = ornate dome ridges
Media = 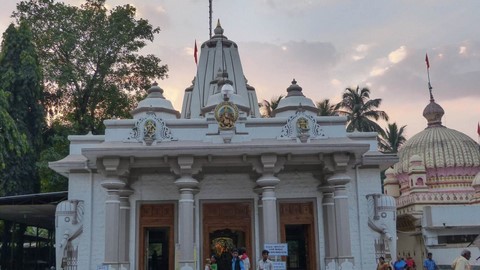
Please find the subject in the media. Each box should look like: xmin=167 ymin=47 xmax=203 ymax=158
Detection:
xmin=395 ymin=127 xmax=480 ymax=175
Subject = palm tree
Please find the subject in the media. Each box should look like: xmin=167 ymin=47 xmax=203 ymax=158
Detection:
xmin=259 ymin=95 xmax=284 ymax=118
xmin=316 ymin=99 xmax=337 ymax=116
xmin=378 ymin=123 xmax=407 ymax=153
xmin=335 ymin=86 xmax=389 ymax=133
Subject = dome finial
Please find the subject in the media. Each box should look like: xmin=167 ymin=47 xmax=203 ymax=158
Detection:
xmin=422 ymin=99 xmax=444 ymax=128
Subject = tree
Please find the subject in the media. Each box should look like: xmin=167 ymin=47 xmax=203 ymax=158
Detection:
xmin=13 ymin=0 xmax=168 ymax=134
xmin=316 ymin=99 xmax=337 ymax=116
xmin=259 ymin=95 xmax=284 ymax=118
xmin=0 ymin=90 xmax=27 ymax=174
xmin=335 ymin=86 xmax=389 ymax=133
xmin=0 ymin=22 xmax=43 ymax=195
xmin=378 ymin=123 xmax=407 ymax=153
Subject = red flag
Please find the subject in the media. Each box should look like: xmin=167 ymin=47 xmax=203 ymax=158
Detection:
xmin=477 ymin=122 xmax=480 ymax=136
xmin=425 ymin=53 xmax=430 ymax=69
xmin=194 ymin=40 xmax=198 ymax=65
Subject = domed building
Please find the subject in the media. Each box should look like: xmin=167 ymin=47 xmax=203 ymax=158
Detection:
xmin=384 ymin=96 xmax=480 ymax=267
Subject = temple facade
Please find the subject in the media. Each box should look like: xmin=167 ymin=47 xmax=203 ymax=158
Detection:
xmin=384 ymin=96 xmax=480 ymax=267
xmin=50 ymin=23 xmax=397 ymax=270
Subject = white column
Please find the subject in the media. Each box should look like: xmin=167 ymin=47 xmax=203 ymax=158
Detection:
xmin=327 ymin=172 xmax=353 ymax=265
xmin=102 ymin=178 xmax=124 ymax=264
xmin=99 ymin=157 xmax=129 ymax=270
xmin=319 ymin=186 xmax=337 ymax=259
xmin=256 ymin=173 xmax=280 ymax=245
xmin=173 ymin=156 xmax=199 ymax=270
xmin=118 ymin=188 xmax=133 ymax=264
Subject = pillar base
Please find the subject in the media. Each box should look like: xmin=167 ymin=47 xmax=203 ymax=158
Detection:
xmin=325 ymin=257 xmax=355 ymax=270
xmin=101 ymin=262 xmax=129 ymax=270
xmin=178 ymin=262 xmax=195 ymax=270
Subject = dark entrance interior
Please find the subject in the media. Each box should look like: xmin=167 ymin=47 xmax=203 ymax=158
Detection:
xmin=285 ymin=224 xmax=309 ymax=270
xmin=202 ymin=202 xmax=252 ymax=270
xmin=209 ymin=229 xmax=246 ymax=270
xmin=139 ymin=204 xmax=174 ymax=270
xmin=145 ymin=227 xmax=170 ymax=270
xmin=279 ymin=202 xmax=316 ymax=270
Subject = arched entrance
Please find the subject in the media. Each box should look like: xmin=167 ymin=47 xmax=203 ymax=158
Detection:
xmin=202 ymin=202 xmax=252 ymax=270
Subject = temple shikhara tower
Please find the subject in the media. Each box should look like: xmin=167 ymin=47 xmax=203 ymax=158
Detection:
xmin=50 ymin=22 xmax=398 ymax=270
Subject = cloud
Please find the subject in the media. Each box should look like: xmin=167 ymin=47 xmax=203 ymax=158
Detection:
xmin=388 ymin=46 xmax=407 ymax=64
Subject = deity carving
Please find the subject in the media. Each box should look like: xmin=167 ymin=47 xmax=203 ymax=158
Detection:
xmin=214 ymin=101 xmax=239 ymax=130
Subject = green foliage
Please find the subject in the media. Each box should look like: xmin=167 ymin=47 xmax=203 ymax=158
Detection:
xmin=0 ymin=90 xmax=27 ymax=173
xmin=0 ymin=22 xmax=44 ymax=195
xmin=335 ymin=86 xmax=389 ymax=133
xmin=378 ymin=122 xmax=407 ymax=153
xmin=37 ymin=121 xmax=70 ymax=192
xmin=259 ymin=95 xmax=284 ymax=118
xmin=316 ymin=99 xmax=337 ymax=116
xmin=14 ymin=0 xmax=168 ymax=134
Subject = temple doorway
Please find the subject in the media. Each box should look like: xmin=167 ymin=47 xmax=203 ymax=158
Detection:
xmin=139 ymin=204 xmax=175 ymax=270
xmin=280 ymin=202 xmax=316 ymax=270
xmin=202 ymin=202 xmax=252 ymax=270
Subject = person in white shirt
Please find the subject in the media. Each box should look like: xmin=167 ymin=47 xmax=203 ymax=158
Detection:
xmin=256 ymin=250 xmax=273 ymax=270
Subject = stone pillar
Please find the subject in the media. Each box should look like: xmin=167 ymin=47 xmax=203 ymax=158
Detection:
xmin=118 ymin=188 xmax=133 ymax=264
xmin=173 ymin=156 xmax=200 ymax=270
xmin=255 ymin=154 xmax=283 ymax=245
xmin=327 ymin=172 xmax=354 ymax=264
xmin=319 ymin=186 xmax=337 ymax=259
xmin=258 ymin=178 xmax=279 ymax=244
xmin=99 ymin=157 xmax=129 ymax=270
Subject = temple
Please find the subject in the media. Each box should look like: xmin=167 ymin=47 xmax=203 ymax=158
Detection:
xmin=384 ymin=93 xmax=480 ymax=267
xmin=50 ymin=22 xmax=397 ymax=270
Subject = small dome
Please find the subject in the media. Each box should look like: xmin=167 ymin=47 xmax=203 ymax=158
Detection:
xmin=423 ymin=99 xmax=445 ymax=127
xmin=131 ymin=82 xmax=180 ymax=119
xmin=273 ymin=79 xmax=318 ymax=117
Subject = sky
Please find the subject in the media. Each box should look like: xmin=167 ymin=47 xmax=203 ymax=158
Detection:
xmin=1 ymin=0 xmax=479 ymax=140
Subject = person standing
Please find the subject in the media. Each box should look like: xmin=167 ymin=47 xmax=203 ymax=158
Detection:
xmin=239 ymin=247 xmax=251 ymax=270
xmin=393 ymin=257 xmax=407 ymax=270
xmin=423 ymin=252 xmax=438 ymax=270
xmin=377 ymin=256 xmax=390 ymax=270
xmin=452 ymin=249 xmax=471 ymax=270
xmin=406 ymin=256 xmax=416 ymax=270
xmin=231 ymin=249 xmax=245 ymax=270
xmin=256 ymin=250 xmax=273 ymax=270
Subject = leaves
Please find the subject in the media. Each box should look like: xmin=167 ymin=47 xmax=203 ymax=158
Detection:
xmin=259 ymin=95 xmax=284 ymax=118
xmin=335 ymin=86 xmax=389 ymax=133
xmin=13 ymin=0 xmax=168 ymax=134
xmin=378 ymin=123 xmax=407 ymax=153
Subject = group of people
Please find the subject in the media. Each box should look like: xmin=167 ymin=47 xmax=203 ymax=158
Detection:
xmin=377 ymin=249 xmax=473 ymax=270
xmin=205 ymin=248 xmax=274 ymax=270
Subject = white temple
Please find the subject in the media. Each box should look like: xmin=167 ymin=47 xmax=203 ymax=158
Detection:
xmin=50 ymin=22 xmax=398 ymax=270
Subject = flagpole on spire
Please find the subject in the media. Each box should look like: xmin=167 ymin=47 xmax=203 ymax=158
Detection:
xmin=209 ymin=0 xmax=213 ymax=39
xmin=425 ymin=53 xmax=434 ymax=101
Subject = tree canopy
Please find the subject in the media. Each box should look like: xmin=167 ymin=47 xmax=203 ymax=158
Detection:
xmin=335 ymin=86 xmax=389 ymax=133
xmin=13 ymin=0 xmax=168 ymax=134
xmin=316 ymin=98 xmax=336 ymax=116
xmin=259 ymin=95 xmax=284 ymax=118
xmin=378 ymin=122 xmax=407 ymax=153
xmin=0 ymin=22 xmax=43 ymax=195
xmin=0 ymin=90 xmax=27 ymax=174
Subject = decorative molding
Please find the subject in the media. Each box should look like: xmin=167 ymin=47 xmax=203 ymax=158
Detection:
xmin=278 ymin=110 xmax=327 ymax=141
xmin=127 ymin=112 xmax=175 ymax=145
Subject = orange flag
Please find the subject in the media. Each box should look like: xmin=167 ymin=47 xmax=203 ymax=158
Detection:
xmin=194 ymin=40 xmax=198 ymax=65
xmin=425 ymin=53 xmax=430 ymax=69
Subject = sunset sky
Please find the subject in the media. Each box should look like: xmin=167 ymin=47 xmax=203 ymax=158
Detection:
xmin=1 ymin=0 xmax=479 ymax=140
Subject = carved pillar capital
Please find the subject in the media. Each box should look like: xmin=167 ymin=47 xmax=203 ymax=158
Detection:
xmin=97 ymin=157 xmax=130 ymax=190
